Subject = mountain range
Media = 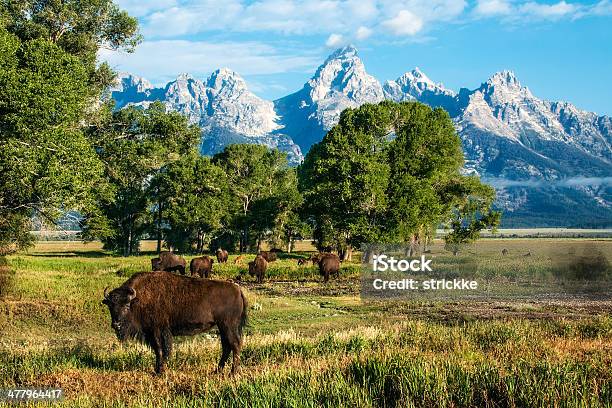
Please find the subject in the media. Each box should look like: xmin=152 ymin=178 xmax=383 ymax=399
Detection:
xmin=110 ymin=46 xmax=612 ymax=227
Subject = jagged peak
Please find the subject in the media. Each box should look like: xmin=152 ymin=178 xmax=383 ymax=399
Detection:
xmin=175 ymin=72 xmax=196 ymax=81
xmin=325 ymin=45 xmax=358 ymax=62
xmin=206 ymin=68 xmax=247 ymax=91
xmin=487 ymin=70 xmax=521 ymax=87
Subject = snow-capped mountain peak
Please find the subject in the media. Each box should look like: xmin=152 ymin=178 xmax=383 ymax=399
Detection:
xmin=206 ymin=68 xmax=248 ymax=94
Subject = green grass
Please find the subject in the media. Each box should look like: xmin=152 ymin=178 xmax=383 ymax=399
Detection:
xmin=0 ymin=239 xmax=611 ymax=407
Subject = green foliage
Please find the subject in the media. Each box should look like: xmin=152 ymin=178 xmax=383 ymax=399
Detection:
xmin=300 ymin=101 xmax=501 ymax=253
xmin=82 ymin=102 xmax=200 ymax=255
xmin=298 ymin=103 xmax=391 ymax=252
xmin=151 ymin=152 xmax=230 ymax=253
xmin=0 ymin=0 xmax=139 ymax=253
xmin=213 ymin=144 xmax=302 ymax=252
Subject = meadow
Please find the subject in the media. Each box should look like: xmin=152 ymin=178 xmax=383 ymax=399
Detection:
xmin=0 ymin=239 xmax=610 ymax=407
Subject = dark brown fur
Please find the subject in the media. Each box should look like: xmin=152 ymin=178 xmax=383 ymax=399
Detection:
xmin=319 ymin=253 xmax=340 ymax=282
xmin=216 ymin=248 xmax=229 ymax=263
xmin=248 ymin=255 xmax=268 ymax=283
xmin=190 ymin=256 xmax=213 ymax=278
xmin=102 ymin=272 xmax=247 ymax=375
xmin=258 ymin=251 xmax=277 ymax=262
xmin=152 ymin=251 xmax=186 ymax=275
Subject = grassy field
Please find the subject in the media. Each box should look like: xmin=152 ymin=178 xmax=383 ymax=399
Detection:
xmin=0 ymin=239 xmax=611 ymax=407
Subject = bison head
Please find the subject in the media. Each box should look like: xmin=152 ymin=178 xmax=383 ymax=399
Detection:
xmin=102 ymin=286 xmax=140 ymax=341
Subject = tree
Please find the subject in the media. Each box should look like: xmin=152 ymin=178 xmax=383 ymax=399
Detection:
xmin=298 ymin=103 xmax=392 ymax=259
xmin=386 ymin=103 xmax=463 ymax=254
xmin=150 ymin=152 xmax=230 ymax=253
xmin=213 ymin=144 xmax=301 ymax=252
xmin=443 ymin=176 xmax=500 ymax=255
xmin=0 ymin=1 xmax=139 ymax=253
xmin=82 ymin=102 xmax=200 ymax=255
xmin=299 ymin=101 xmax=500 ymax=256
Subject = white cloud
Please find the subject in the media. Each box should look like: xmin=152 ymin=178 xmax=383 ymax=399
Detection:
xmin=474 ymin=0 xmax=512 ymax=16
xmin=114 ymin=0 xmax=612 ymax=44
xmin=518 ymin=1 xmax=578 ymax=19
xmin=99 ymin=40 xmax=320 ymax=84
xmin=326 ymin=33 xmax=345 ymax=47
xmin=356 ymin=26 xmax=373 ymax=40
xmin=382 ymin=10 xmax=424 ymax=36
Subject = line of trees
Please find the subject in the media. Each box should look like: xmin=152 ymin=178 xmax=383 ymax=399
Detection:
xmin=0 ymin=1 xmax=499 ymax=256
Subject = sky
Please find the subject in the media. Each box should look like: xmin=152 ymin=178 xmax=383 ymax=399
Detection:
xmin=101 ymin=0 xmax=612 ymax=116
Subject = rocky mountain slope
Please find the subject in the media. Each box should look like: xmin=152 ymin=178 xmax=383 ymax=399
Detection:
xmin=111 ymin=46 xmax=611 ymax=227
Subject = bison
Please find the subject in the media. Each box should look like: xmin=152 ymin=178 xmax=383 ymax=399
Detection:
xmin=190 ymin=256 xmax=214 ymax=278
xmin=501 ymin=248 xmax=508 ymax=256
xmin=152 ymin=251 xmax=186 ymax=275
xmin=258 ymin=251 xmax=277 ymax=263
xmin=216 ymin=248 xmax=229 ymax=263
xmin=248 ymin=255 xmax=268 ymax=283
xmin=102 ymin=272 xmax=247 ymax=375
xmin=319 ymin=253 xmax=340 ymax=283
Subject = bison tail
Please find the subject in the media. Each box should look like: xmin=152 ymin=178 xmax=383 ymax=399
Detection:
xmin=239 ymin=289 xmax=248 ymax=338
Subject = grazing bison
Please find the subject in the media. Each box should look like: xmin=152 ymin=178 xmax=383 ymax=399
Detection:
xmin=310 ymin=253 xmax=323 ymax=265
xmin=216 ymin=248 xmax=229 ymax=263
xmin=248 ymin=255 xmax=268 ymax=283
xmin=234 ymin=255 xmax=245 ymax=265
xmin=102 ymin=272 xmax=247 ymax=375
xmin=152 ymin=251 xmax=186 ymax=275
xmin=502 ymin=248 xmax=508 ymax=256
xmin=190 ymin=256 xmax=214 ymax=278
xmin=258 ymin=251 xmax=277 ymax=263
xmin=319 ymin=253 xmax=340 ymax=283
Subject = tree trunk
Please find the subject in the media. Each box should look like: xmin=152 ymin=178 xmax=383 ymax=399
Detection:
xmin=156 ymin=198 xmax=162 ymax=254
xmin=341 ymin=246 xmax=353 ymax=262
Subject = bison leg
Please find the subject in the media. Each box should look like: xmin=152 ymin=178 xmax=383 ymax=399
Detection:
xmin=161 ymin=329 xmax=173 ymax=363
xmin=216 ymin=328 xmax=232 ymax=373
xmin=204 ymin=269 xmax=209 ymax=279
xmin=147 ymin=330 xmax=166 ymax=375
xmin=227 ymin=328 xmax=242 ymax=375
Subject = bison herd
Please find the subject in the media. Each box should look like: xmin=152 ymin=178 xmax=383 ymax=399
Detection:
xmin=104 ymin=248 xmax=343 ymax=375
xmin=150 ymin=249 xmax=341 ymax=283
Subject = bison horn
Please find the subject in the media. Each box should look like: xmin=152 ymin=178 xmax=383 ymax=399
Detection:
xmin=127 ymin=287 xmax=136 ymax=301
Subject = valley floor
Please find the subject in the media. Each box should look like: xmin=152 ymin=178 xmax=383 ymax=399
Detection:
xmin=0 ymin=239 xmax=610 ymax=407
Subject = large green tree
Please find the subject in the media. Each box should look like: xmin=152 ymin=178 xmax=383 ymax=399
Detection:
xmin=213 ymin=144 xmax=302 ymax=252
xmin=299 ymin=101 xmax=500 ymax=256
xmin=150 ymin=152 xmax=230 ymax=254
xmin=298 ymin=102 xmax=392 ymax=259
xmin=0 ymin=1 xmax=139 ymax=253
xmin=83 ymin=102 xmax=200 ymax=256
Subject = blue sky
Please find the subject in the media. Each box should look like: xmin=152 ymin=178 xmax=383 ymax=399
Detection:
xmin=102 ymin=0 xmax=612 ymax=115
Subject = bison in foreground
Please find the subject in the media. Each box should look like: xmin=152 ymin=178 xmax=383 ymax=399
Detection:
xmin=216 ymin=248 xmax=229 ymax=263
xmin=319 ymin=253 xmax=340 ymax=282
xmin=190 ymin=256 xmax=213 ymax=278
xmin=258 ymin=251 xmax=277 ymax=263
xmin=248 ymin=255 xmax=268 ymax=283
xmin=152 ymin=251 xmax=186 ymax=275
xmin=102 ymin=272 xmax=247 ymax=374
